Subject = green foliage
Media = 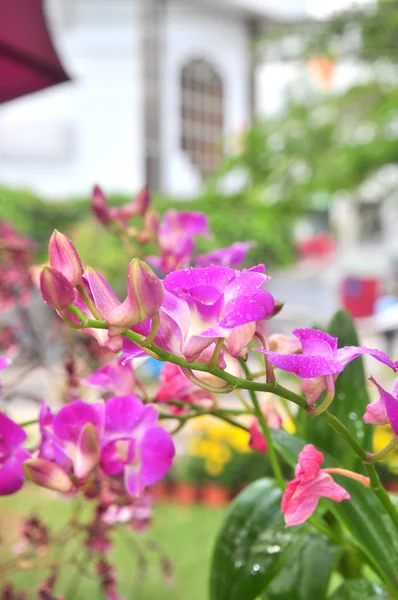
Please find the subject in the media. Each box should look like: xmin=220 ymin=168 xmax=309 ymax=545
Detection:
xmin=0 ymin=183 xmax=299 ymax=290
xmin=210 ymin=479 xmax=303 ymax=600
xmin=271 ymin=429 xmax=398 ymax=595
xmin=330 ymin=580 xmax=390 ymax=600
xmin=263 ymin=535 xmax=342 ymax=600
xmin=210 ymin=478 xmax=342 ymax=600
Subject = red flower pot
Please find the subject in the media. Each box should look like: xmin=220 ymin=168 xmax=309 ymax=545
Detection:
xmin=174 ymin=482 xmax=198 ymax=506
xmin=200 ymin=484 xmax=230 ymax=508
xmin=153 ymin=480 xmax=170 ymax=502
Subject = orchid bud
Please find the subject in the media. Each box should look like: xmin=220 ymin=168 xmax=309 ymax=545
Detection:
xmin=40 ymin=266 xmax=75 ymax=310
xmin=133 ymin=185 xmax=150 ymax=216
xmin=92 ymin=185 xmax=112 ymax=226
xmin=49 ymin=230 xmax=84 ymax=287
xmin=24 ymin=459 xmax=73 ymax=493
xmin=106 ymin=259 xmax=164 ymax=336
xmin=74 ymin=422 xmax=100 ymax=480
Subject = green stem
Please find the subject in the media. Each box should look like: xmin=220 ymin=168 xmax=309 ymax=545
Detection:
xmin=240 ymin=360 xmax=286 ymax=490
xmin=366 ymin=437 xmax=398 ymax=463
xmin=321 ymin=411 xmax=368 ymax=461
xmin=66 ymin=307 xmax=308 ymax=408
xmin=141 ymin=313 xmax=160 ymax=346
xmin=76 ymin=284 xmax=103 ymax=320
xmin=209 ymin=338 xmax=224 ymax=368
xmin=364 ymin=463 xmax=398 ymax=532
xmin=19 ymin=418 xmax=38 ymax=428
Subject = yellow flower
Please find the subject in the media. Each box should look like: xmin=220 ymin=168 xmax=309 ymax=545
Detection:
xmin=373 ymin=425 xmax=398 ymax=473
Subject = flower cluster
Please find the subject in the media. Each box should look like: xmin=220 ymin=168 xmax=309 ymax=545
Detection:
xmin=3 ymin=202 xmax=398 ymax=600
xmin=91 ymin=186 xmax=255 ymax=273
xmin=26 ymin=395 xmax=175 ymax=497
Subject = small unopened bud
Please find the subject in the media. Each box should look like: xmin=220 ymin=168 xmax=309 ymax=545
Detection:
xmin=74 ymin=423 xmax=100 ymax=480
xmin=24 ymin=459 xmax=73 ymax=493
xmin=133 ymin=185 xmax=150 ymax=216
xmin=40 ymin=267 xmax=75 ymax=310
xmin=92 ymin=185 xmax=112 ymax=226
xmin=49 ymin=230 xmax=83 ymax=287
xmin=106 ymin=259 xmax=164 ymax=335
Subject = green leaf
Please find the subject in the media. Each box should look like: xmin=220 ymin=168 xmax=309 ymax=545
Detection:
xmin=330 ymin=579 xmax=390 ymax=600
xmin=329 ymin=478 xmax=398 ymax=592
xmin=209 ymin=478 xmax=305 ymax=600
xmin=263 ymin=534 xmax=342 ymax=600
xmin=297 ymin=310 xmax=372 ymax=470
xmin=270 ymin=429 xmax=398 ymax=593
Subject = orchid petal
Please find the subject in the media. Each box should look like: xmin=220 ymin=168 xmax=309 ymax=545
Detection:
xmin=293 ymin=328 xmax=338 ymax=355
xmin=138 ymin=427 xmax=175 ymax=488
xmin=257 ymin=350 xmax=343 ymax=378
xmin=221 ymin=290 xmax=275 ymax=328
xmin=336 ymin=346 xmax=397 ymax=370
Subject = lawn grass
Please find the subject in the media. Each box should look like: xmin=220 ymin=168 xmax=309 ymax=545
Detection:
xmin=0 ymin=486 xmax=225 ymax=599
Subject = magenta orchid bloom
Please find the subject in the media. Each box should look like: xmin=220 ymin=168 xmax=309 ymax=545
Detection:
xmin=155 ymin=362 xmax=213 ymax=414
xmin=148 ymin=210 xmax=210 ymax=273
xmin=249 ymin=411 xmax=282 ymax=453
xmin=365 ymin=377 xmax=398 ymax=433
xmin=256 ymin=328 xmax=396 ymax=404
xmin=0 ymin=413 xmax=31 ymax=495
xmin=51 ymin=401 xmax=104 ymax=481
xmin=195 ymin=241 xmax=255 ymax=268
xmin=123 ymin=265 xmax=274 ymax=363
xmin=282 ymin=444 xmax=350 ymax=526
xmin=100 ymin=395 xmax=175 ymax=496
xmin=34 ymin=400 xmax=104 ymax=485
xmin=84 ymin=357 xmax=136 ymax=396
xmin=161 ymin=265 xmax=274 ymax=361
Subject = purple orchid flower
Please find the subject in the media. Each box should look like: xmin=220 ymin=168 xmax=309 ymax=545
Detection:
xmin=84 ymin=357 xmax=136 ymax=396
xmin=365 ymin=377 xmax=398 ymax=433
xmin=124 ymin=265 xmax=275 ymax=363
xmin=195 ymin=241 xmax=255 ymax=268
xmin=100 ymin=395 xmax=175 ymax=496
xmin=256 ymin=328 xmax=397 ymax=405
xmin=36 ymin=400 xmax=104 ymax=485
xmin=0 ymin=413 xmax=31 ymax=495
xmin=148 ymin=210 xmax=210 ymax=274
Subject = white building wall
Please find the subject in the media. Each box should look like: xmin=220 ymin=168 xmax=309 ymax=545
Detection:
xmin=161 ymin=0 xmax=250 ymax=197
xmin=0 ymin=0 xmax=144 ymax=200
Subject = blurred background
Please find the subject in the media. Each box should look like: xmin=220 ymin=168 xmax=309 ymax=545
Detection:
xmin=1 ymin=0 xmax=398 ymax=598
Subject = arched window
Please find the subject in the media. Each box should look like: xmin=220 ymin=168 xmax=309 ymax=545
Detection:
xmin=180 ymin=59 xmax=224 ymax=178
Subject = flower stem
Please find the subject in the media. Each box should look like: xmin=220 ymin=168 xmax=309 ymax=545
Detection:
xmin=209 ymin=338 xmax=224 ymax=368
xmin=320 ymin=411 xmax=368 ymax=461
xmin=239 ymin=360 xmax=286 ymax=490
xmin=364 ymin=463 xmax=398 ymax=533
xmin=323 ymin=468 xmax=370 ymax=487
xmin=19 ymin=418 xmax=38 ymax=428
xmin=76 ymin=284 xmax=103 ymax=320
xmin=141 ymin=313 xmax=160 ymax=346
xmin=308 ymin=375 xmax=335 ymax=416
xmin=366 ymin=437 xmax=398 ymax=463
